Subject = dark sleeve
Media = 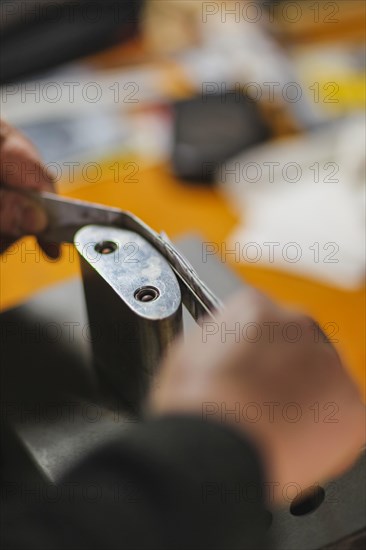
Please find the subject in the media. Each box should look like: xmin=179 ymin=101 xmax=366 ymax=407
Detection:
xmin=3 ymin=416 xmax=268 ymax=550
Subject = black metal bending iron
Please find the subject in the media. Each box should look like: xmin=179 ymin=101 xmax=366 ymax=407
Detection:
xmin=28 ymin=191 xmax=224 ymax=409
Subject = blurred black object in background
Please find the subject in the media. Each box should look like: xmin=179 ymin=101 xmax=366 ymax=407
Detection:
xmin=171 ymin=92 xmax=272 ymax=184
xmin=0 ymin=0 xmax=144 ymax=83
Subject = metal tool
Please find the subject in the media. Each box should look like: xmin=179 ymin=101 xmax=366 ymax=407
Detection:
xmin=20 ymin=190 xmax=222 ymax=409
xmin=36 ymin=191 xmax=223 ymax=323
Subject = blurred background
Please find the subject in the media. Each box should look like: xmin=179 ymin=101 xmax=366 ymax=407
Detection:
xmin=0 ymin=0 xmax=365 ymax=392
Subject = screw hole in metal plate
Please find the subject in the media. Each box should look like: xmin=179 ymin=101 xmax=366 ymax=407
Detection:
xmin=134 ymin=286 xmax=160 ymax=303
xmin=290 ymin=486 xmax=325 ymax=516
xmin=95 ymin=241 xmax=118 ymax=255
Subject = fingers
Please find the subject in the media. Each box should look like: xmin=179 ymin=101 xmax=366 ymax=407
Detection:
xmin=159 ymin=288 xmax=273 ymax=372
xmin=0 ymin=187 xmax=48 ymax=237
xmin=193 ymin=288 xmax=280 ymax=367
xmin=150 ymin=286 xmax=365 ymax=496
xmin=0 ymin=119 xmax=55 ymax=191
xmin=0 ymin=119 xmax=60 ymax=258
xmin=0 ymin=187 xmax=61 ymax=257
xmin=149 ymin=288 xmax=276 ymax=413
xmin=37 ymin=237 xmax=60 ymax=260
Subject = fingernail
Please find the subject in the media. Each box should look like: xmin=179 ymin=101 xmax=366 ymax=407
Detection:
xmin=20 ymin=205 xmax=48 ymax=234
xmin=43 ymin=165 xmax=58 ymax=186
xmin=43 ymin=242 xmax=60 ymax=259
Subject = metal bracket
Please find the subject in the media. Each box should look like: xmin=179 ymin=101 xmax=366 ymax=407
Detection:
xmin=75 ymin=225 xmax=183 ymax=412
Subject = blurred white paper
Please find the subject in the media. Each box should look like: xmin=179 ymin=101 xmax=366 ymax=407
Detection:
xmin=219 ymin=115 xmax=365 ymax=289
xmin=18 ymin=111 xmax=131 ymax=164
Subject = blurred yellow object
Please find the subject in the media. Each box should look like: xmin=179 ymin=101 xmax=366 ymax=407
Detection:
xmin=312 ymin=75 xmax=365 ymax=112
xmin=292 ymin=42 xmax=366 ymax=115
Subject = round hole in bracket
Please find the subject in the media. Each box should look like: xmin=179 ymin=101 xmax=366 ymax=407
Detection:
xmin=134 ymin=286 xmax=160 ymax=303
xmin=290 ymin=486 xmax=325 ymax=516
xmin=95 ymin=241 xmax=118 ymax=255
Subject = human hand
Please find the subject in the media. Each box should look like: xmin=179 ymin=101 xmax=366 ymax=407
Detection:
xmin=0 ymin=119 xmax=59 ymax=258
xmin=149 ymin=289 xmax=365 ymax=503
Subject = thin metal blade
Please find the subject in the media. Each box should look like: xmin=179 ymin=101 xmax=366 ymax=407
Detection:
xmin=35 ymin=191 xmax=224 ymax=321
xmin=37 ymin=192 xmax=125 ymax=244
